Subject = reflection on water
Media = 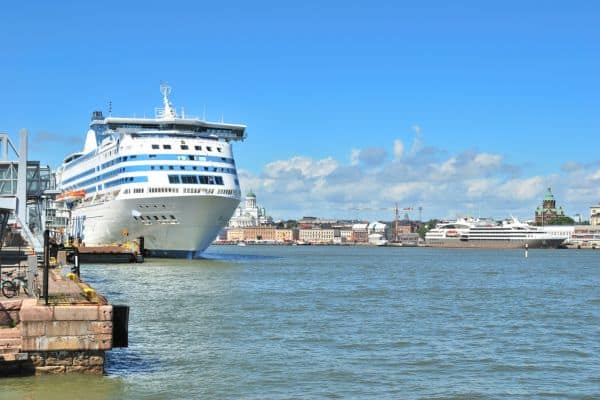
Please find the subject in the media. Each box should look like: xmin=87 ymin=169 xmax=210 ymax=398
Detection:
xmin=1 ymin=246 xmax=598 ymax=399
xmin=1 ymin=375 xmax=125 ymax=400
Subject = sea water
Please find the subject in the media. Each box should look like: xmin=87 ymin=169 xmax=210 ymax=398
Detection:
xmin=2 ymin=246 xmax=599 ymax=399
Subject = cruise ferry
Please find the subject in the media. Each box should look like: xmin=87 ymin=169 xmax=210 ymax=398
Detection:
xmin=425 ymin=217 xmax=566 ymax=248
xmin=56 ymin=85 xmax=246 ymax=258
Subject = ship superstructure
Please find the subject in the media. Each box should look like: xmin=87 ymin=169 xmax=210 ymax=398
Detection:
xmin=56 ymin=85 xmax=246 ymax=257
xmin=425 ymin=217 xmax=566 ymax=248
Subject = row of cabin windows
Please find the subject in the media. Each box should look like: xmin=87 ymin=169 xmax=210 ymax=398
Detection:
xmin=168 ymin=175 xmax=224 ymax=185
xmin=133 ymin=215 xmax=177 ymax=221
xmin=149 ymin=164 xmax=234 ymax=174
xmin=151 ymin=144 xmax=222 ymax=152
xmin=183 ymin=188 xmax=215 ymax=194
xmin=64 ymin=152 xmax=234 ymax=187
xmin=149 ymin=187 xmax=179 ymax=193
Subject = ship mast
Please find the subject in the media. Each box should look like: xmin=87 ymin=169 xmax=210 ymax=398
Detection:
xmin=160 ymin=84 xmax=176 ymax=119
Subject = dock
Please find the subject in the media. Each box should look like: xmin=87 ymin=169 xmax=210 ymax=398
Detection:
xmin=0 ymin=257 xmax=127 ymax=376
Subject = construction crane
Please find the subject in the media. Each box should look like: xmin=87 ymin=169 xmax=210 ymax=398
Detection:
xmin=348 ymin=203 xmax=422 ymax=242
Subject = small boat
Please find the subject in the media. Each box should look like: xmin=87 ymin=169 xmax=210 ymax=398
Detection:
xmin=237 ymin=241 xmax=247 ymax=247
xmin=56 ymin=189 xmax=86 ymax=202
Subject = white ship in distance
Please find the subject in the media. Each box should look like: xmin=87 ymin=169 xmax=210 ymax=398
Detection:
xmin=425 ymin=217 xmax=566 ymax=248
xmin=56 ymin=85 xmax=246 ymax=258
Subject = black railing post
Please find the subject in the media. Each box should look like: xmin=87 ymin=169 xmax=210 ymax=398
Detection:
xmin=43 ymin=229 xmax=50 ymax=305
xmin=138 ymin=236 xmax=145 ymax=256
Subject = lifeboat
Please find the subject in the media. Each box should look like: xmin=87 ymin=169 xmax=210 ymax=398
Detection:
xmin=56 ymin=189 xmax=86 ymax=202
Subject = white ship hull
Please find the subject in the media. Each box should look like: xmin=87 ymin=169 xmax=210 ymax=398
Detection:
xmin=70 ymin=195 xmax=239 ymax=258
xmin=425 ymin=237 xmax=565 ymax=249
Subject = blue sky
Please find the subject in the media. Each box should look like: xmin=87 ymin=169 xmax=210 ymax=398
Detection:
xmin=1 ymin=1 xmax=598 ymax=221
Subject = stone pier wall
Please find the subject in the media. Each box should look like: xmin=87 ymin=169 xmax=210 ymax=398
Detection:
xmin=4 ymin=299 xmax=114 ymax=375
xmin=28 ymin=350 xmax=105 ymax=374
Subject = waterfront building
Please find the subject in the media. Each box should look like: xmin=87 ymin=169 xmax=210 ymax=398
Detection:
xmin=351 ymin=223 xmax=369 ymax=243
xmin=299 ymin=228 xmax=335 ymax=244
xmin=571 ymin=225 xmax=600 ymax=247
xmin=228 ymin=190 xmax=272 ymax=228
xmin=590 ymin=205 xmax=600 ymax=226
xmin=534 ymin=187 xmax=566 ymax=224
xmin=275 ymin=228 xmax=299 ymax=242
xmin=339 ymin=228 xmax=353 ymax=242
xmin=226 ymin=228 xmax=245 ymax=241
xmin=242 ymin=226 xmax=277 ymax=241
xmin=368 ymin=221 xmax=389 ymax=239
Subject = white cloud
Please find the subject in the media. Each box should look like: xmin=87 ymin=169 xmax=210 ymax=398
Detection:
xmin=350 ymin=149 xmax=360 ymax=166
xmin=473 ymin=153 xmax=502 ymax=168
xmin=393 ymin=139 xmax=404 ymax=160
xmin=237 ymin=136 xmax=591 ymax=221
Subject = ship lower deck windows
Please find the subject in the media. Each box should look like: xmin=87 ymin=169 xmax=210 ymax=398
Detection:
xmin=181 ymin=145 xmax=189 ymax=150
xmin=152 ymin=144 xmax=159 ymax=149
xmin=163 ymin=144 xmax=171 ymax=149
xmin=194 ymin=146 xmax=202 ymax=151
xmin=181 ymin=175 xmax=198 ymax=184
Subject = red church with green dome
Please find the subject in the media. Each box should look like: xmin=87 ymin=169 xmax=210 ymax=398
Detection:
xmin=534 ymin=187 xmax=566 ymax=224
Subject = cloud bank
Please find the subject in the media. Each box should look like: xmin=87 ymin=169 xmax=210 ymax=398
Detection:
xmin=238 ymin=131 xmax=596 ymax=221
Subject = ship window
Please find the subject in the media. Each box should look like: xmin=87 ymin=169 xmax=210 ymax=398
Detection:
xmin=170 ymin=215 xmax=176 ymax=219
xmin=168 ymin=175 xmax=180 ymax=184
xmin=182 ymin=175 xmax=198 ymax=184
xmin=204 ymin=167 xmax=208 ymax=171
xmin=159 ymin=166 xmax=164 ymax=170
xmin=195 ymin=146 xmax=202 ymax=150
xmin=192 ymin=166 xmax=197 ymax=170
xmin=215 ymin=176 xmax=224 ymax=185
xmin=162 ymin=215 xmax=167 ymax=219
xmin=207 ymin=176 xmax=215 ymax=185
xmin=168 ymin=166 xmax=174 ymax=170
xmin=181 ymin=145 xmax=189 ymax=150
xmin=199 ymin=176 xmax=209 ymax=184
xmin=149 ymin=154 xmax=157 ymax=158
xmin=151 ymin=166 xmax=155 ymax=170
xmin=180 ymin=166 xmax=185 ymax=170
xmin=163 ymin=144 xmax=171 ymax=149
xmin=152 ymin=144 xmax=159 ymax=149
xmin=188 ymin=155 xmax=194 ymax=160
xmin=217 ymin=148 xmax=222 ymax=152
xmin=153 ymin=216 xmax=159 ymax=220
xmin=207 ymin=146 xmax=212 ymax=152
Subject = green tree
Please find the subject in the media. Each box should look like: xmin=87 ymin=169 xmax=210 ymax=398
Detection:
xmin=417 ymin=219 xmax=439 ymax=239
xmin=545 ymin=216 xmax=575 ymax=225
xmin=284 ymin=220 xmax=298 ymax=229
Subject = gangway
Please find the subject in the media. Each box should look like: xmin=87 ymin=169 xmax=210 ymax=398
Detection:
xmin=0 ymin=130 xmax=58 ymax=257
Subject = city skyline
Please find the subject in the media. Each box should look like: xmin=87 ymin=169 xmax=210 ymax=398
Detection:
xmin=1 ymin=1 xmax=598 ymax=220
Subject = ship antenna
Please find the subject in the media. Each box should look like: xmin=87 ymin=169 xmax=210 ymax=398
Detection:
xmin=160 ymin=83 xmax=176 ymax=119
xmin=108 ymin=100 xmax=112 ymax=116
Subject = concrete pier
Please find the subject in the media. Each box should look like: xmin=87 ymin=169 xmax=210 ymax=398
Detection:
xmin=0 ymin=267 xmax=120 ymax=376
